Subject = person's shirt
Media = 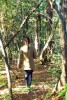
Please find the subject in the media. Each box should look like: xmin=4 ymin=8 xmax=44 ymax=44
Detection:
xmin=17 ymin=44 xmax=37 ymax=70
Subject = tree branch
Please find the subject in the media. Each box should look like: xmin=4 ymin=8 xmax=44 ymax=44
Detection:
xmin=4 ymin=0 xmax=43 ymax=48
xmin=53 ymin=1 xmax=67 ymax=37
xmin=40 ymin=34 xmax=53 ymax=60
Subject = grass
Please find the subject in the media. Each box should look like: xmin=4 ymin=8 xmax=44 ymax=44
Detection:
xmin=0 ymin=81 xmax=7 ymax=86
xmin=3 ymin=94 xmax=10 ymax=100
xmin=56 ymin=84 xmax=67 ymax=99
xmin=32 ymin=78 xmax=40 ymax=83
xmin=48 ymin=66 xmax=61 ymax=78
xmin=0 ymin=76 xmax=7 ymax=86
xmin=0 ymin=59 xmax=5 ymax=71
xmin=0 ymin=59 xmax=7 ymax=86
xmin=45 ymin=91 xmax=51 ymax=97
xmin=2 ymin=85 xmax=36 ymax=100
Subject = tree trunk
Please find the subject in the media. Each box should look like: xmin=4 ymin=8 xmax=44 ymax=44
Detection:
xmin=52 ymin=0 xmax=67 ymax=93
xmin=61 ymin=1 xmax=67 ymax=99
xmin=40 ymin=1 xmax=53 ymax=63
xmin=46 ymin=1 xmax=53 ymax=31
xmin=0 ymin=37 xmax=13 ymax=100
xmin=34 ymin=13 xmax=41 ymax=53
xmin=40 ymin=34 xmax=53 ymax=62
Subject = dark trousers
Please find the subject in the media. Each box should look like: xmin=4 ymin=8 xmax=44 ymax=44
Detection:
xmin=25 ymin=70 xmax=33 ymax=87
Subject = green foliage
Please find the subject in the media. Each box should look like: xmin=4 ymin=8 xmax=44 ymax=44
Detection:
xmin=0 ymin=76 xmax=7 ymax=86
xmin=3 ymin=94 xmax=10 ymax=100
xmin=48 ymin=33 xmax=62 ymax=78
xmin=44 ymin=91 xmax=51 ymax=100
xmin=32 ymin=78 xmax=40 ymax=83
xmin=58 ymin=89 xmax=66 ymax=97
xmin=48 ymin=66 xmax=61 ymax=78
xmin=0 ymin=1 xmax=67 ymax=100
xmin=0 ymin=59 xmax=5 ymax=71
xmin=0 ymin=81 xmax=7 ymax=86
xmin=38 ymin=0 xmax=47 ymax=12
xmin=57 ymin=84 xmax=67 ymax=99
xmin=0 ymin=0 xmax=51 ymax=55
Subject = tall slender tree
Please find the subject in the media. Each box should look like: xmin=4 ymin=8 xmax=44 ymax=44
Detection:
xmin=50 ymin=0 xmax=67 ymax=93
xmin=0 ymin=36 xmax=13 ymax=100
xmin=35 ymin=13 xmax=41 ymax=53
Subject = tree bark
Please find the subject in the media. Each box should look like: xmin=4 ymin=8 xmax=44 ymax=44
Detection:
xmin=40 ymin=0 xmax=53 ymax=63
xmin=40 ymin=34 xmax=53 ymax=60
xmin=46 ymin=1 xmax=53 ymax=31
xmin=0 ymin=37 xmax=13 ymax=100
xmin=51 ymin=0 xmax=67 ymax=93
xmin=34 ymin=13 xmax=41 ymax=53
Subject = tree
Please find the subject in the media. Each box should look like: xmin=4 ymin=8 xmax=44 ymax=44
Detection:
xmin=50 ymin=0 xmax=67 ymax=93
xmin=34 ymin=12 xmax=41 ymax=53
xmin=0 ymin=1 xmax=43 ymax=99
xmin=4 ymin=0 xmax=43 ymax=48
xmin=39 ymin=0 xmax=53 ymax=64
xmin=0 ymin=36 xmax=13 ymax=100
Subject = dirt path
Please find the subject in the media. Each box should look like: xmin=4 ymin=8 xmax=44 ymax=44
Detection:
xmin=0 ymin=63 xmax=59 ymax=100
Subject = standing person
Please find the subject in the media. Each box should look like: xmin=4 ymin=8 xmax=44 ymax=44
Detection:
xmin=17 ymin=35 xmax=37 ymax=89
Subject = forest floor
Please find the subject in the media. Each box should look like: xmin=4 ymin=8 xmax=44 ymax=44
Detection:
xmin=0 ymin=61 xmax=63 ymax=100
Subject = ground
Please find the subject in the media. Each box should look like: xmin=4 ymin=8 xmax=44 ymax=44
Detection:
xmin=0 ymin=61 xmax=63 ymax=100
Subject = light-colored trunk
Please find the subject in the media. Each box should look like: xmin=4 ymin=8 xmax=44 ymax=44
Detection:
xmin=0 ymin=38 xmax=13 ymax=100
xmin=34 ymin=13 xmax=41 ymax=53
xmin=40 ymin=34 xmax=53 ymax=60
xmin=52 ymin=0 xmax=67 ymax=94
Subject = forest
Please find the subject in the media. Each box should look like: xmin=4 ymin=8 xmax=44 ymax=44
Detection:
xmin=0 ymin=0 xmax=67 ymax=100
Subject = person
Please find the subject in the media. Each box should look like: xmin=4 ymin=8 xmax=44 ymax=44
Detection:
xmin=17 ymin=35 xmax=37 ymax=89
